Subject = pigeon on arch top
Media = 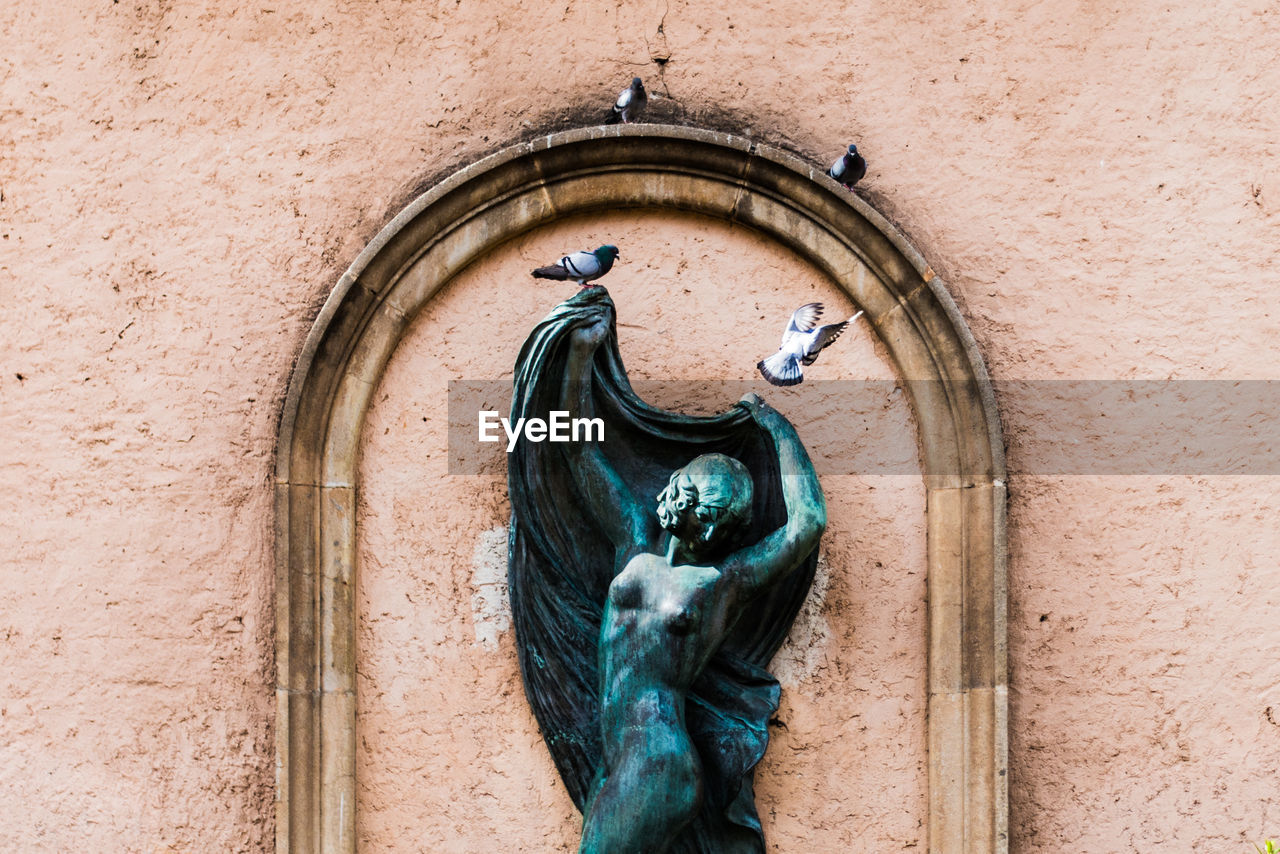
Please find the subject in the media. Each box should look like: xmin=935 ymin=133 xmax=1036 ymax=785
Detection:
xmin=605 ymin=77 xmax=648 ymax=124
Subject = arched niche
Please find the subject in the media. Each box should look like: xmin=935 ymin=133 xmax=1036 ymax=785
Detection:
xmin=274 ymin=124 xmax=1007 ymax=854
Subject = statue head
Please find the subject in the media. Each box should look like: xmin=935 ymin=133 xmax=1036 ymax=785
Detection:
xmin=655 ymin=453 xmax=753 ymax=559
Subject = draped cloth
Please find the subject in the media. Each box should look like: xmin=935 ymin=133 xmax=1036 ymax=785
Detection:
xmin=507 ymin=287 xmax=819 ymax=853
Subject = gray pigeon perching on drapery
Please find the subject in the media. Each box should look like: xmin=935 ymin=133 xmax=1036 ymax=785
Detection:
xmin=531 ymin=245 xmax=620 ymax=288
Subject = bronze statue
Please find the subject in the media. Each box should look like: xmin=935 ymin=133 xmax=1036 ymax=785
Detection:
xmin=508 ymin=288 xmax=826 ymax=853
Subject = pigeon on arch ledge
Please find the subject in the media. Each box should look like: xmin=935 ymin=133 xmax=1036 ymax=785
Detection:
xmin=604 ymin=77 xmax=648 ymax=124
xmin=828 ymin=143 xmax=867 ymax=190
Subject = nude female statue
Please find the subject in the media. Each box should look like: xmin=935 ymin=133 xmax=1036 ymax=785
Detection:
xmin=554 ymin=315 xmax=827 ymax=853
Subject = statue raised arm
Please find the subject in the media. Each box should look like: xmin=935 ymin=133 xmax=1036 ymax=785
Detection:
xmin=508 ymin=287 xmax=826 ymax=854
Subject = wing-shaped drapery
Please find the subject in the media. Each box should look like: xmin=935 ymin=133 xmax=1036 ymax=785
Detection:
xmin=507 ymin=287 xmax=818 ymax=852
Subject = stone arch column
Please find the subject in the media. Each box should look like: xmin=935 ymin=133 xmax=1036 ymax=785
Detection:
xmin=274 ymin=124 xmax=1007 ymax=854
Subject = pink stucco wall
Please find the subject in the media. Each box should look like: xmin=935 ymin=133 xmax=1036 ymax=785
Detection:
xmin=3 ymin=0 xmax=1278 ymax=851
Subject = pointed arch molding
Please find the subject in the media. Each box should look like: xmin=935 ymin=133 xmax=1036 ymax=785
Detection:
xmin=274 ymin=125 xmax=1008 ymax=853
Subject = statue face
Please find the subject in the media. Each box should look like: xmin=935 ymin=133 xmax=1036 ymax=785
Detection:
xmin=657 ymin=473 xmax=711 ymax=541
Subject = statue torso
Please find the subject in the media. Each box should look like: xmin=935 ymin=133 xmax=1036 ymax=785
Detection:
xmin=597 ymin=553 xmax=729 ymax=736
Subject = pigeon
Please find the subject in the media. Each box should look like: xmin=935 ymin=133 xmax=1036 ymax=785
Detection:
xmin=828 ymin=143 xmax=867 ymax=189
xmin=531 ymin=245 xmax=620 ymax=287
xmin=604 ymin=77 xmax=648 ymax=124
xmin=756 ymin=303 xmax=864 ymax=386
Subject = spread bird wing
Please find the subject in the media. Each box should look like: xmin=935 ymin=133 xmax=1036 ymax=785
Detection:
xmin=801 ymin=311 xmax=863 ymax=365
xmin=800 ymin=322 xmax=847 ymax=365
xmin=785 ymin=302 xmax=824 ymax=335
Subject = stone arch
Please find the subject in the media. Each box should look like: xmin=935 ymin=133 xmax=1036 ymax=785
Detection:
xmin=275 ymin=124 xmax=1007 ymax=853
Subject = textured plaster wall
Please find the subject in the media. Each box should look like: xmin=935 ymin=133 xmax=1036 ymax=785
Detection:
xmin=2 ymin=0 xmax=1278 ymax=852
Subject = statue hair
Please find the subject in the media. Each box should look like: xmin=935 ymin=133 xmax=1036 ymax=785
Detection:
xmin=656 ymin=453 xmax=754 ymax=547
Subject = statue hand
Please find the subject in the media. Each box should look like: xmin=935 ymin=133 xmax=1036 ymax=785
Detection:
xmin=738 ymin=392 xmax=788 ymax=432
xmin=570 ymin=314 xmax=611 ymax=351
xmin=737 ymin=391 xmax=767 ymax=415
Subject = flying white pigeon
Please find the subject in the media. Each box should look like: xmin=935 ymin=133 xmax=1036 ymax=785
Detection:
xmin=756 ymin=303 xmax=863 ymax=386
xmin=605 ymin=77 xmax=648 ymax=124
xmin=829 ymin=143 xmax=867 ymax=189
xmin=530 ymin=245 xmax=620 ymax=288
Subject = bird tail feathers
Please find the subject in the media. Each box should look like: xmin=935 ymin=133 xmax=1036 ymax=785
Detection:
xmin=757 ymin=352 xmax=803 ymax=386
xmin=603 ymin=108 xmax=622 ymax=125
xmin=531 ymin=266 xmax=569 ymax=280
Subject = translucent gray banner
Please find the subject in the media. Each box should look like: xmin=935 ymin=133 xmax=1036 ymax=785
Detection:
xmin=446 ymin=380 xmax=1280 ymax=475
